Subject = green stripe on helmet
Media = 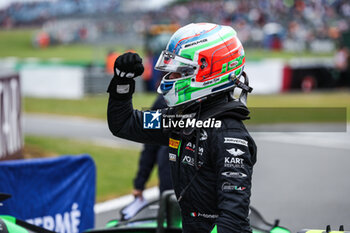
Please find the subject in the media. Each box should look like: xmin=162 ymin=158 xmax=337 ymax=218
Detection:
xmin=174 ymin=74 xmax=231 ymax=105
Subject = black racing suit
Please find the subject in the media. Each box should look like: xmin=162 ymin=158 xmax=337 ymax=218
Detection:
xmin=108 ymin=93 xmax=257 ymax=233
xmin=134 ymin=95 xmax=172 ymax=193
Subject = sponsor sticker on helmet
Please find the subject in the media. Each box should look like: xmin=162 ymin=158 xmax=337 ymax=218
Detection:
xmin=229 ymin=60 xmax=239 ymax=68
xmin=203 ymin=77 xmax=220 ymax=86
xmin=184 ymin=38 xmax=208 ymax=48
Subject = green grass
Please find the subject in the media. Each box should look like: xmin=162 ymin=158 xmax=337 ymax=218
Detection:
xmin=248 ymin=92 xmax=350 ymax=123
xmin=0 ymin=28 xmax=333 ymax=64
xmin=24 ymin=136 xmax=158 ymax=202
xmin=24 ymin=92 xmax=350 ymax=122
xmin=0 ymin=29 xmax=92 ymax=63
xmin=0 ymin=29 xmax=141 ymax=64
xmin=23 ymin=93 xmax=158 ymax=119
xmin=245 ymin=49 xmax=333 ymax=61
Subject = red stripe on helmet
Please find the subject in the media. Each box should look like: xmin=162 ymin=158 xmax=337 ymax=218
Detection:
xmin=195 ymin=37 xmax=243 ymax=82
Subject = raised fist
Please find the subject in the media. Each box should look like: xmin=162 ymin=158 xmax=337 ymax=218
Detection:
xmin=114 ymin=52 xmax=144 ymax=78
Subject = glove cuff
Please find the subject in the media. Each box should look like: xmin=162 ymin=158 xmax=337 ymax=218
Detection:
xmin=107 ymin=76 xmax=135 ymax=100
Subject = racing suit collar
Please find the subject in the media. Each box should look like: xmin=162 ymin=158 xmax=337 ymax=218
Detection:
xmin=175 ymin=93 xmax=250 ymax=140
xmin=199 ymin=92 xmax=250 ymax=121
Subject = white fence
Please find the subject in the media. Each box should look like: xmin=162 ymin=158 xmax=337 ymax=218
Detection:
xmin=0 ymin=71 xmax=23 ymax=160
xmin=20 ymin=65 xmax=85 ymax=99
xmin=246 ymin=59 xmax=285 ymax=94
xmin=17 ymin=59 xmax=286 ymax=99
xmin=2 ymin=57 xmax=335 ymax=99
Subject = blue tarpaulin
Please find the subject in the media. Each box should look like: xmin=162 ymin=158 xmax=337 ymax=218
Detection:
xmin=0 ymin=155 xmax=96 ymax=233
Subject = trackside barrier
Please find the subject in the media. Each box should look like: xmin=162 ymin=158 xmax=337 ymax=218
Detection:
xmin=4 ymin=58 xmax=339 ymax=100
xmin=0 ymin=71 xmax=22 ymax=160
xmin=0 ymin=155 xmax=96 ymax=233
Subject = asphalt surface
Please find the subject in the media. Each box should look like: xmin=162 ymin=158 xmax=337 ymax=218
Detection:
xmin=23 ymin=113 xmax=142 ymax=149
xmin=251 ymin=132 xmax=350 ymax=232
xmin=23 ymin=114 xmax=350 ymax=232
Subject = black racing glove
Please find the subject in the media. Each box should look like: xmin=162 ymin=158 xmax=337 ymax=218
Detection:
xmin=107 ymin=52 xmax=144 ymax=100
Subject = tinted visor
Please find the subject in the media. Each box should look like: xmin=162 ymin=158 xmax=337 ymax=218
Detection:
xmin=155 ymin=51 xmax=198 ymax=79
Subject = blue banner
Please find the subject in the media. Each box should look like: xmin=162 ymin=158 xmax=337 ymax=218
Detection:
xmin=0 ymin=155 xmax=96 ymax=233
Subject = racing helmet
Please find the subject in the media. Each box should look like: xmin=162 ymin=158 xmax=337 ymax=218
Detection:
xmin=155 ymin=23 xmax=247 ymax=107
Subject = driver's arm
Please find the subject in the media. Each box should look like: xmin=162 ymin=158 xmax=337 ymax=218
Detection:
xmin=211 ymin=127 xmax=257 ymax=233
xmin=107 ymin=52 xmax=169 ymax=146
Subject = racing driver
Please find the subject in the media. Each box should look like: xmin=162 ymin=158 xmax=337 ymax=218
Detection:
xmin=107 ymin=23 xmax=257 ymax=233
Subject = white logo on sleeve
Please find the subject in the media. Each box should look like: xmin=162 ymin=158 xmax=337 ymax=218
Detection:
xmin=221 ymin=171 xmax=247 ymax=178
xmin=116 ymin=84 xmax=130 ymax=94
xmin=224 ymin=137 xmax=248 ymax=147
xmin=224 ymin=157 xmax=244 ymax=168
xmin=182 ymin=155 xmax=203 ymax=167
xmin=169 ymin=153 xmax=176 ymax=162
xmin=200 ymin=129 xmax=208 ymax=141
xmin=226 ymin=148 xmax=245 ymax=156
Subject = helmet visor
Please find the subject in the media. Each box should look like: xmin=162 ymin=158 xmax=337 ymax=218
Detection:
xmin=155 ymin=51 xmax=198 ymax=79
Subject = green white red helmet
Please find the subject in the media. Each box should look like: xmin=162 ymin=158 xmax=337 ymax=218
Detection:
xmin=155 ymin=23 xmax=246 ymax=107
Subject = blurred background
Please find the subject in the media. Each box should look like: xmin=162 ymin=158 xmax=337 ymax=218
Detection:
xmin=0 ymin=0 xmax=350 ymax=94
xmin=0 ymin=0 xmax=350 ymax=232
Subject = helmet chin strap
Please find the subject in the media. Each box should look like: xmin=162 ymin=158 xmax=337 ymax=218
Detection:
xmin=230 ymin=71 xmax=253 ymax=106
